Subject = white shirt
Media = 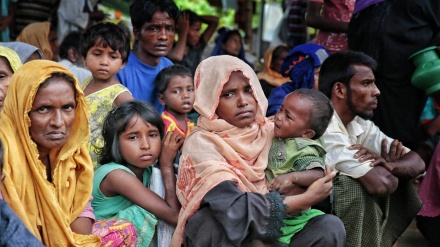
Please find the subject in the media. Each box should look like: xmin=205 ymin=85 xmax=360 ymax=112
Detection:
xmin=322 ymin=112 xmax=410 ymax=178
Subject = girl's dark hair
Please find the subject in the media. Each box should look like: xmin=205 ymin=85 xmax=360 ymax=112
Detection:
xmin=270 ymin=45 xmax=290 ymax=70
xmin=130 ymin=0 xmax=179 ymax=30
xmin=99 ymin=101 xmax=164 ymax=166
xmin=80 ymin=22 xmax=130 ymax=63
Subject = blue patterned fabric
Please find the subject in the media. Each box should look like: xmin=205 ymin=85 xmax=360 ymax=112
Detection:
xmin=267 ymin=44 xmax=329 ymax=116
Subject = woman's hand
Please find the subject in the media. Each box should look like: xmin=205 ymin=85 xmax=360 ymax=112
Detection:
xmin=283 ymin=165 xmax=336 ymax=213
xmin=304 ymin=165 xmax=335 ymax=204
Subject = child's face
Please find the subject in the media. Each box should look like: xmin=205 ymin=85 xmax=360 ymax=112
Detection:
xmin=159 ymin=75 xmax=195 ymax=115
xmin=187 ymin=22 xmax=202 ymax=47
xmin=274 ymin=93 xmax=314 ymax=139
xmin=84 ymin=40 xmax=125 ymax=81
xmin=216 ymin=71 xmax=257 ymax=128
xmin=134 ymin=11 xmax=175 ymax=61
xmin=119 ymin=114 xmax=161 ymax=172
xmin=222 ymin=34 xmax=242 ymax=57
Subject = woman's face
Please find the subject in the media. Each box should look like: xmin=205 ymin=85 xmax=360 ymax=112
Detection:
xmin=216 ymin=71 xmax=258 ymax=128
xmin=29 ymin=77 xmax=76 ymax=156
xmin=222 ymin=34 xmax=242 ymax=56
xmin=0 ymin=57 xmax=14 ymax=111
xmin=271 ymin=50 xmax=288 ymax=74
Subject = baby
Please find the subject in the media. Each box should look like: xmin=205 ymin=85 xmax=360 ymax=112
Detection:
xmin=267 ymin=88 xmax=334 ymax=194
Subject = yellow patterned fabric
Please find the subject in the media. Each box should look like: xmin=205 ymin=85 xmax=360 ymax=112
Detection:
xmin=0 ymin=60 xmax=100 ymax=246
xmin=82 ymin=78 xmax=131 ymax=167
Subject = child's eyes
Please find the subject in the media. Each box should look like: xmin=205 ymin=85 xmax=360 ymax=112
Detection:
xmin=128 ymin=135 xmax=138 ymax=140
xmin=187 ymin=87 xmax=194 ymax=92
xmin=172 ymin=89 xmax=180 ymax=94
xmin=245 ymin=87 xmax=253 ymax=94
xmin=149 ymin=133 xmax=159 ymax=138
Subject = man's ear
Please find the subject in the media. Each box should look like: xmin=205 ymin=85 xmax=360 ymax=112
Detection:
xmin=158 ymin=94 xmax=166 ymax=106
xmin=334 ymin=82 xmax=347 ymax=99
xmin=302 ymin=129 xmax=316 ymax=139
xmin=68 ymin=48 xmax=78 ymax=63
xmin=133 ymin=27 xmax=140 ymax=40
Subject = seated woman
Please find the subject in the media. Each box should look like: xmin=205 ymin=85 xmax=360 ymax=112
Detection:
xmin=266 ymin=43 xmax=330 ymax=116
xmin=170 ymin=55 xmax=345 ymax=246
xmin=257 ymin=45 xmax=290 ymax=98
xmin=0 ymin=46 xmax=22 ymax=111
xmin=210 ymin=27 xmax=254 ymax=68
xmin=0 ymin=60 xmax=135 ymax=246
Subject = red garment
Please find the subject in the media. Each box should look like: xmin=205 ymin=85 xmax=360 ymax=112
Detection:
xmin=309 ymin=0 xmax=355 ymax=53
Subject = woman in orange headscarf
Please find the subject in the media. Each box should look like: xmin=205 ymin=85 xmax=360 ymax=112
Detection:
xmin=16 ymin=22 xmax=59 ymax=61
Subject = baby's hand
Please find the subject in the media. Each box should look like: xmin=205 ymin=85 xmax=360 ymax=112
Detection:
xmin=160 ymin=132 xmax=183 ymax=165
xmin=269 ymin=173 xmax=300 ymax=195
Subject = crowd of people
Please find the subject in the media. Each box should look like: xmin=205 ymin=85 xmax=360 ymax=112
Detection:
xmin=0 ymin=0 xmax=438 ymax=246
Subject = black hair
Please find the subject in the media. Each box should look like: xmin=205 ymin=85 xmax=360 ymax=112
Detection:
xmin=182 ymin=10 xmax=201 ymax=26
xmin=80 ymin=22 xmax=130 ymax=63
xmin=99 ymin=101 xmax=164 ymax=166
xmin=221 ymin=29 xmax=242 ymax=45
xmin=318 ymin=51 xmax=377 ymax=98
xmin=155 ymin=64 xmax=193 ymax=94
xmin=59 ymin=31 xmax=83 ymax=59
xmin=290 ymin=89 xmax=334 ymax=139
xmin=270 ymin=45 xmax=290 ymax=70
xmin=129 ymin=0 xmax=179 ymax=30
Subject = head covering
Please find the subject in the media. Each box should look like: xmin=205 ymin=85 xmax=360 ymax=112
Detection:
xmin=280 ymin=43 xmax=329 ymax=89
xmin=266 ymin=44 xmax=329 ymax=116
xmin=0 ymin=46 xmax=22 ymax=111
xmin=16 ymin=22 xmax=53 ymax=61
xmin=0 ymin=60 xmax=100 ymax=246
xmin=171 ymin=55 xmax=273 ymax=245
xmin=257 ymin=45 xmax=291 ymax=87
xmin=353 ymin=0 xmax=386 ymax=14
xmin=0 ymin=41 xmax=45 ymax=63
xmin=210 ymin=28 xmax=254 ymax=68
xmin=0 ymin=46 xmax=22 ymax=72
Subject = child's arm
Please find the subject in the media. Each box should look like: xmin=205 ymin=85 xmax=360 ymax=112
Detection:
xmin=200 ymin=15 xmax=219 ymax=44
xmin=99 ymin=133 xmax=183 ymax=226
xmin=167 ymin=12 xmax=190 ymax=61
xmin=269 ymin=168 xmax=324 ymax=195
xmin=159 ymin=132 xmax=183 ymax=213
xmin=112 ymin=91 xmax=134 ymax=108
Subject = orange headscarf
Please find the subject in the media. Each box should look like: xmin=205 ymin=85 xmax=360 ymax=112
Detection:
xmin=257 ymin=45 xmax=291 ymax=87
xmin=171 ymin=55 xmax=274 ymax=246
xmin=16 ymin=22 xmax=53 ymax=61
xmin=0 ymin=60 xmax=100 ymax=246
